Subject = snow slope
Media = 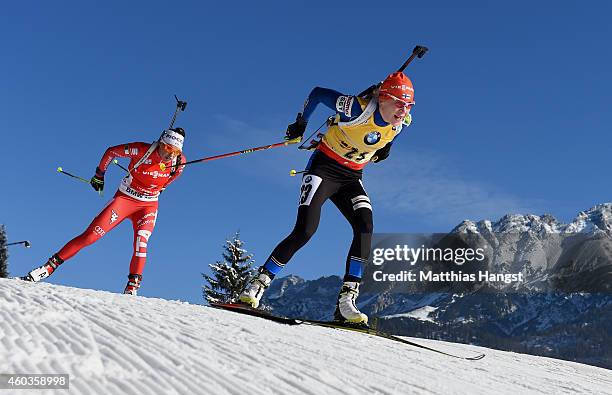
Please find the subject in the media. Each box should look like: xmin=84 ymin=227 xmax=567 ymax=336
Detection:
xmin=0 ymin=279 xmax=610 ymax=395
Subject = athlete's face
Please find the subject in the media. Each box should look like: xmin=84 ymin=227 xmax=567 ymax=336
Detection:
xmin=158 ymin=142 xmax=181 ymax=162
xmin=378 ymin=94 xmax=413 ymax=126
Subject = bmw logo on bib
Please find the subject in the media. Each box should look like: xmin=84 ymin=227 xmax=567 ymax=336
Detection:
xmin=364 ymin=131 xmax=381 ymax=145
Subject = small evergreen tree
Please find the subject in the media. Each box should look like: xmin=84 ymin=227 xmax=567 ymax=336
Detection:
xmin=0 ymin=225 xmax=9 ymax=278
xmin=203 ymin=232 xmax=255 ymax=304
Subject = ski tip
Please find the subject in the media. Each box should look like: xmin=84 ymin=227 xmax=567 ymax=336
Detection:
xmin=467 ymin=353 xmax=486 ymax=361
xmin=57 ymin=167 xmax=63 ymax=172
xmin=289 ymin=169 xmax=297 ymax=176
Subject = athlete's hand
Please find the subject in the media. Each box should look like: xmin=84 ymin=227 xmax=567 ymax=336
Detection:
xmin=285 ymin=113 xmax=307 ymax=141
xmin=90 ymin=167 xmax=105 ymax=192
xmin=371 ymin=143 xmax=392 ymax=163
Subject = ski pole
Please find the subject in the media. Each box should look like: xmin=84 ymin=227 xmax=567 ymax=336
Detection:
xmin=7 ymin=240 xmax=31 ymax=248
xmin=289 ymin=169 xmax=307 ymax=177
xmin=357 ymin=45 xmax=429 ymax=97
xmin=112 ymin=159 xmax=129 ymax=173
xmin=57 ymin=167 xmax=90 ymax=184
xmin=56 ymin=167 xmax=103 ymax=196
xmin=165 ymin=138 xmax=302 ymax=169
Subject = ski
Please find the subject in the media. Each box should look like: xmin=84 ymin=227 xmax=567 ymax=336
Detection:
xmin=210 ymin=302 xmax=301 ymax=325
xmin=306 ymin=321 xmax=484 ymax=360
xmin=210 ymin=303 xmax=485 ymax=361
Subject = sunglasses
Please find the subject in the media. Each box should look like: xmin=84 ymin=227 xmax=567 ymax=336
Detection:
xmin=159 ymin=142 xmax=181 ymax=156
xmin=380 ymin=93 xmax=415 ymax=109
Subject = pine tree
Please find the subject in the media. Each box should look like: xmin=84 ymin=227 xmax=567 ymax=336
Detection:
xmin=203 ymin=232 xmax=255 ymax=304
xmin=0 ymin=225 xmax=9 ymax=278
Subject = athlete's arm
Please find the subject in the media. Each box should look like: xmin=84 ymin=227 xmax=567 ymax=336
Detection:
xmin=302 ymin=87 xmax=364 ymax=122
xmin=97 ymin=142 xmax=150 ymax=173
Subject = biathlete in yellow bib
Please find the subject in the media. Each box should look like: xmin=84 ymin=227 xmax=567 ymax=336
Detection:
xmin=240 ymin=72 xmax=416 ymax=325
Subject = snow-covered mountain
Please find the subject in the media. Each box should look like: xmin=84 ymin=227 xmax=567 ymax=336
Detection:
xmin=448 ymin=203 xmax=612 ymax=292
xmin=1 ymin=278 xmax=611 ymax=395
xmin=454 ymin=203 xmax=612 ymax=235
xmin=263 ymin=203 xmax=612 ymax=370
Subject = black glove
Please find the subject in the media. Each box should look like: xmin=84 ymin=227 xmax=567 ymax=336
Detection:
xmin=90 ymin=167 xmax=105 ymax=192
xmin=371 ymin=143 xmax=392 ymax=163
xmin=285 ymin=113 xmax=307 ymax=141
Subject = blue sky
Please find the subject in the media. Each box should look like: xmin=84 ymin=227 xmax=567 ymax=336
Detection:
xmin=2 ymin=1 xmax=611 ymax=303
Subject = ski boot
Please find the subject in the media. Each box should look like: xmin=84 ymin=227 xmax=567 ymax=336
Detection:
xmin=334 ymin=281 xmax=369 ymax=327
xmin=123 ymin=274 xmax=142 ymax=296
xmin=239 ymin=267 xmax=273 ymax=308
xmin=21 ymin=254 xmax=64 ymax=282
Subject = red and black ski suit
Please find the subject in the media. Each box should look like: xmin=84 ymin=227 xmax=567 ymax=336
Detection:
xmin=56 ymin=142 xmax=186 ymax=275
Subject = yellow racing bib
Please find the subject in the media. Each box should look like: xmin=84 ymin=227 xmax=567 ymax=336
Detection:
xmin=320 ymin=97 xmax=407 ymax=169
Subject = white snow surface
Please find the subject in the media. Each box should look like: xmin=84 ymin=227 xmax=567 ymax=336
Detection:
xmin=0 ymin=279 xmax=610 ymax=395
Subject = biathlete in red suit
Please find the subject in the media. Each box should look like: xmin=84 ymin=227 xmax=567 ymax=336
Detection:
xmin=22 ymin=128 xmax=187 ymax=295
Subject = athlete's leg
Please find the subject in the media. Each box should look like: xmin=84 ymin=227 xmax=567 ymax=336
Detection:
xmin=23 ymin=196 xmax=135 ymax=282
xmin=56 ymin=196 xmax=133 ymax=260
xmin=122 ymin=203 xmax=158 ymax=295
xmin=128 ymin=204 xmax=158 ymax=276
xmin=329 ymin=180 xmax=372 ymax=324
xmin=263 ymin=174 xmax=338 ymax=276
xmin=330 ymin=180 xmax=373 ymax=282
xmin=240 ymin=174 xmax=337 ymax=307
